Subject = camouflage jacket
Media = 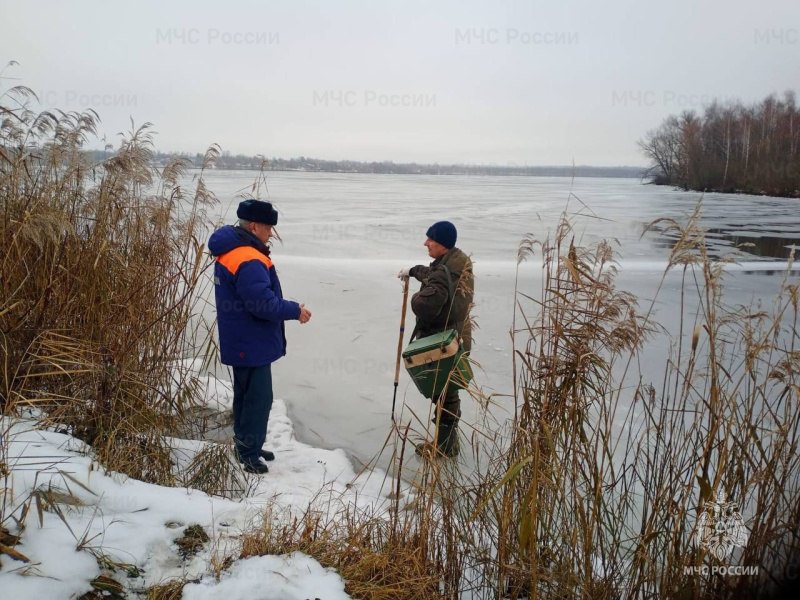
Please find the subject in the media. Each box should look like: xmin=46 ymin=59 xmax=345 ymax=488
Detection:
xmin=409 ymin=247 xmax=474 ymax=352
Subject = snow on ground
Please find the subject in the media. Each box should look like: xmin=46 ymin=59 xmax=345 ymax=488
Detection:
xmin=183 ymin=553 xmax=350 ymax=600
xmin=0 ymin=371 xmax=403 ymax=599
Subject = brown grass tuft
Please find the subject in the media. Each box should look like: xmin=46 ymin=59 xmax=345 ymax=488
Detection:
xmin=240 ymin=504 xmax=444 ymax=599
xmin=181 ymin=441 xmax=249 ymax=499
xmin=145 ymin=580 xmax=185 ymax=600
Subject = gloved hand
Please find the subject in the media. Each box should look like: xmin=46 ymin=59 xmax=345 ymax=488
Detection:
xmin=397 ymin=267 xmax=411 ymax=280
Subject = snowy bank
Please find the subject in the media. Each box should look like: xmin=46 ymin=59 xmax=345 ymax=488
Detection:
xmin=0 ymin=373 xmax=403 ymax=599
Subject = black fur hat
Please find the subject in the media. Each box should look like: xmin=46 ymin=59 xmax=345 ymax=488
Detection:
xmin=237 ymin=199 xmax=278 ymax=225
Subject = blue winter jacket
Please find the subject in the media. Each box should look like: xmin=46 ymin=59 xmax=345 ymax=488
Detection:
xmin=208 ymin=225 xmax=301 ymax=367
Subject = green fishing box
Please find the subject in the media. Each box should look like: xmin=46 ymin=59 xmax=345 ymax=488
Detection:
xmin=402 ymin=329 xmax=473 ymax=399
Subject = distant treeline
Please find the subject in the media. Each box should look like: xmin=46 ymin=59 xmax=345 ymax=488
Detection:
xmin=640 ymin=91 xmax=800 ymax=198
xmin=248 ymin=157 xmax=645 ymax=178
xmin=83 ymin=149 xmax=645 ymax=179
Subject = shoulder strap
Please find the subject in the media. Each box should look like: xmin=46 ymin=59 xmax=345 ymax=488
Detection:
xmin=441 ymin=264 xmax=463 ymax=302
xmin=441 ymin=264 xmax=455 ymax=300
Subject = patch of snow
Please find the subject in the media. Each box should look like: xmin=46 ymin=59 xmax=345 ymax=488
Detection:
xmin=183 ymin=552 xmax=350 ymax=600
xmin=0 ymin=370 xmax=403 ymax=599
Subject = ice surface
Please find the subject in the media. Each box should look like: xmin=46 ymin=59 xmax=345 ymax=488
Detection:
xmin=198 ymin=172 xmax=798 ymax=471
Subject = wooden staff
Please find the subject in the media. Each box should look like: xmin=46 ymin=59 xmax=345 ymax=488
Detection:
xmin=392 ymin=276 xmax=410 ymax=421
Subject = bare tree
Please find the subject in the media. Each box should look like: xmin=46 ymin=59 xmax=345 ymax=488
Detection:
xmin=640 ymin=92 xmax=800 ymax=197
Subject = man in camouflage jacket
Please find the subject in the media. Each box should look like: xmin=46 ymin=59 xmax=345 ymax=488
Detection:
xmin=399 ymin=220 xmax=473 ymax=457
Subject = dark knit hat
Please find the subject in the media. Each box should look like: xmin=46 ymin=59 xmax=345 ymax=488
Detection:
xmin=237 ymin=199 xmax=278 ymax=225
xmin=426 ymin=221 xmax=457 ymax=249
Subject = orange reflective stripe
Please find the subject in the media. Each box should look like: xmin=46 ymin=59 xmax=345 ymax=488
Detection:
xmin=217 ymin=246 xmax=273 ymax=275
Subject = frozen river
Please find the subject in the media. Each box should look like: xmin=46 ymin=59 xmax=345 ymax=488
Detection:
xmin=194 ymin=171 xmax=800 ymax=470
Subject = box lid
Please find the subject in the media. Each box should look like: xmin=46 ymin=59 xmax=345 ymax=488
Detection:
xmin=402 ymin=329 xmax=458 ymax=357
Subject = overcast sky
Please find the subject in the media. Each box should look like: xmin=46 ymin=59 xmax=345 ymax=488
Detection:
xmin=1 ymin=0 xmax=798 ymax=165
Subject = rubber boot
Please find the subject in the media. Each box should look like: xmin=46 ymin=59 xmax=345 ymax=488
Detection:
xmin=415 ymin=388 xmax=461 ymax=458
xmin=436 ymin=388 xmax=461 ymax=457
xmin=415 ymin=416 xmax=460 ymax=458
xmin=429 ymin=391 xmax=461 ymax=458
xmin=436 ymin=418 xmax=460 ymax=457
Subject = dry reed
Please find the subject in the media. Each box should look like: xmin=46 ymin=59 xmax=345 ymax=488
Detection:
xmin=1 ymin=83 xmax=217 ymax=484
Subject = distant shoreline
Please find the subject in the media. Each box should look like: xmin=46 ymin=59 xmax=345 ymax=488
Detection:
xmin=193 ymin=166 xmax=647 ymax=178
xmin=86 ymin=150 xmax=648 ymax=179
xmin=209 ymin=165 xmax=647 ymax=178
xmin=644 ymin=180 xmax=800 ymax=200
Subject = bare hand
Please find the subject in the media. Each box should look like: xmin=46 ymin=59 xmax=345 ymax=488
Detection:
xmin=299 ymin=304 xmax=312 ymax=324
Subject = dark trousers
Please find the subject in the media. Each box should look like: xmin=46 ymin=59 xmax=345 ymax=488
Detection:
xmin=436 ymin=386 xmax=461 ymax=426
xmin=232 ymin=364 xmax=273 ymax=464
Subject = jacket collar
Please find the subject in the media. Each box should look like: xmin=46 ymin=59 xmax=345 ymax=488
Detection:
xmin=430 ymin=247 xmax=455 ymax=267
xmin=236 ymin=226 xmax=271 ymax=257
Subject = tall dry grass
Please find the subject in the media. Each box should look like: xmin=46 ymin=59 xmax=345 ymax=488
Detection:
xmin=450 ymin=210 xmax=797 ymax=598
xmin=470 ymin=210 xmax=797 ymax=598
xmin=1 ymin=83 xmax=217 ymax=484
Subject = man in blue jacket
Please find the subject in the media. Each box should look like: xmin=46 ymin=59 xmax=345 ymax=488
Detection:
xmin=209 ymin=199 xmax=312 ymax=474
